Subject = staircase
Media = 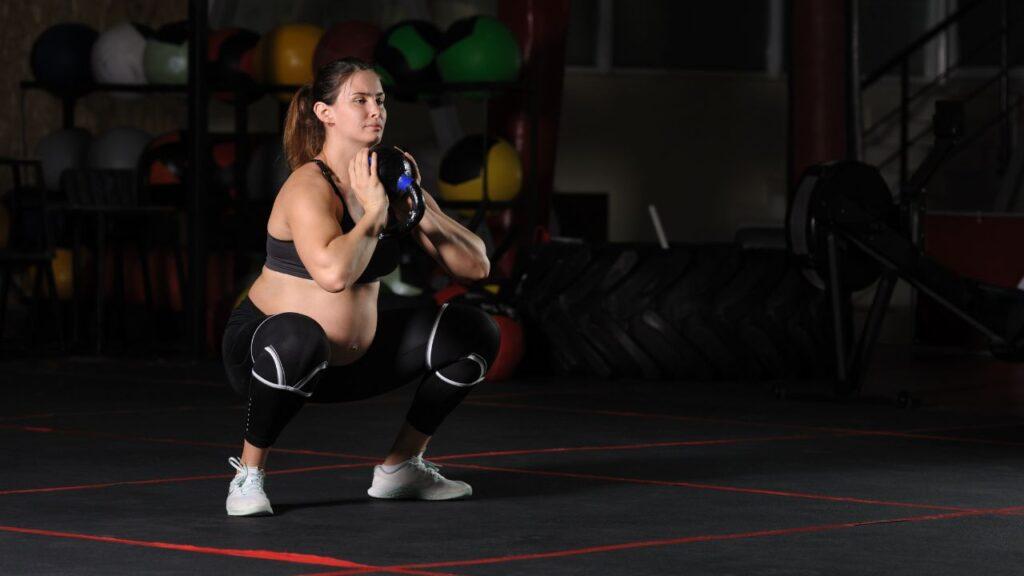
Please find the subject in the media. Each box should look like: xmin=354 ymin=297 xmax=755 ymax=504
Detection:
xmin=858 ymin=0 xmax=1024 ymax=211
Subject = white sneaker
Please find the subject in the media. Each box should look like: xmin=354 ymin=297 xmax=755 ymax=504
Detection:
xmin=367 ymin=456 xmax=472 ymax=501
xmin=225 ymin=457 xmax=273 ymax=516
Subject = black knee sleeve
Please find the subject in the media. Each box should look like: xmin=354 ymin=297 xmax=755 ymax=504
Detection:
xmin=407 ymin=302 xmax=501 ymax=435
xmin=244 ymin=313 xmax=331 ymax=448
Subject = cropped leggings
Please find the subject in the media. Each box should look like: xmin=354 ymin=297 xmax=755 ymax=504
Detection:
xmin=222 ymin=297 xmax=501 ymax=448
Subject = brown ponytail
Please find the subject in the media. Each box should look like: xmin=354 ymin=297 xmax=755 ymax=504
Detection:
xmin=281 ymin=57 xmax=377 ymax=171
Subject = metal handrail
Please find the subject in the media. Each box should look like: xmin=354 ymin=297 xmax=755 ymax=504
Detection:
xmin=860 ymin=0 xmax=1013 ymax=184
xmin=861 ymin=0 xmax=988 ymax=89
xmin=863 ymin=11 xmax=1024 ymax=137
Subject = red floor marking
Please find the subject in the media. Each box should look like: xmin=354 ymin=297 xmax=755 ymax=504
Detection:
xmin=0 ymin=405 xmax=244 ymax=423
xmin=0 ymin=423 xmax=379 ymax=462
xmin=0 ymin=462 xmax=373 ymax=496
xmin=309 ymin=507 xmax=1011 ymax=574
xmin=0 ymin=524 xmax=365 ymax=568
xmin=0 ymin=524 xmax=464 ymax=576
xmin=0 ymin=422 xmax=986 ymax=513
xmin=430 ymin=434 xmax=816 ymax=461
xmin=464 ymin=400 xmax=1024 ymax=448
xmin=0 ymin=412 xmax=56 ymax=422
xmin=855 ymin=429 xmax=1024 ymax=448
xmin=437 ymin=462 xmax=975 ymax=512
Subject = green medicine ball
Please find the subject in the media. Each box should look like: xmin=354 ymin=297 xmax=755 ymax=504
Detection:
xmin=437 ymin=16 xmax=521 ymax=84
xmin=144 ymin=39 xmax=188 ymax=84
xmin=374 ymin=20 xmax=443 ymax=102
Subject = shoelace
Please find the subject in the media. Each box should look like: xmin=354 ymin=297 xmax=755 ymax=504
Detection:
xmin=228 ymin=456 xmax=264 ymax=493
xmin=409 ymin=456 xmax=444 ymax=481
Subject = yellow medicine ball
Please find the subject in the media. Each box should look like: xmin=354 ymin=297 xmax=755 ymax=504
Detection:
xmin=438 ymin=135 xmax=522 ymax=206
xmin=254 ymin=24 xmax=324 ymax=102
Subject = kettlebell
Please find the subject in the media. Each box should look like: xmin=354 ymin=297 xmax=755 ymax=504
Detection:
xmin=370 ymin=145 xmax=426 ymax=239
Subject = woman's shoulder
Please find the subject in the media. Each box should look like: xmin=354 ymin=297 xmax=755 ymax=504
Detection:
xmin=277 ymin=162 xmax=333 ymax=203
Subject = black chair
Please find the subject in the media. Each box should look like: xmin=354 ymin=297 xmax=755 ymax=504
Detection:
xmin=0 ymin=157 xmax=64 ymax=348
xmin=60 ymin=168 xmax=154 ymax=351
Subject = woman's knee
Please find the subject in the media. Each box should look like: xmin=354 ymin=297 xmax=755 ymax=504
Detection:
xmin=426 ymin=302 xmax=501 ymax=385
xmin=250 ymin=312 xmax=331 ymax=397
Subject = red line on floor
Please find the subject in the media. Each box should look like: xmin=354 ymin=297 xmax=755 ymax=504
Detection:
xmin=307 ymin=507 xmax=1016 ymax=574
xmin=854 ymin=429 xmax=1024 ymax=448
xmin=429 ymin=434 xmax=816 ymax=461
xmin=0 ymin=462 xmax=374 ymax=496
xmin=0 ymin=524 xmax=462 ymax=576
xmin=0 ymin=524 xmax=365 ymax=568
xmin=0 ymin=422 xmax=983 ymax=513
xmin=0 ymin=405 xmax=244 ymax=423
xmin=0 ymin=423 xmax=378 ymax=462
xmin=438 ymin=462 xmax=975 ymax=512
xmin=463 ymin=400 xmax=1024 ymax=448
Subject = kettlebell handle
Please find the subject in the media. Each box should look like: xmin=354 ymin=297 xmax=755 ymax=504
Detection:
xmin=370 ymin=146 xmax=426 ymax=239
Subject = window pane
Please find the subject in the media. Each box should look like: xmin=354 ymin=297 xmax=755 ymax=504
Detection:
xmin=612 ymin=0 xmax=769 ymax=71
xmin=859 ymin=0 xmax=934 ymax=77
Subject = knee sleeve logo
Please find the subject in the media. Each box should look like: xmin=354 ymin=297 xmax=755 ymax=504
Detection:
xmin=435 ymin=352 xmax=488 ymax=387
xmin=425 ymin=303 xmax=449 ymax=370
xmin=252 ymin=345 xmax=327 ymax=398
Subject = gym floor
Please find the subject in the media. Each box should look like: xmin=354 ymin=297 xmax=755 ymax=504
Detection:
xmin=2 ymin=348 xmax=1024 ymax=575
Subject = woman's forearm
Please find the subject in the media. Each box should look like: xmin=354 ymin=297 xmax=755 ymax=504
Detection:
xmin=325 ymin=204 xmax=389 ymax=290
xmin=416 ymin=193 xmax=490 ymax=282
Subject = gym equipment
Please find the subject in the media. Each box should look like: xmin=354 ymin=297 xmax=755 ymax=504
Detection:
xmin=36 ymin=128 xmax=92 ymax=191
xmin=437 ymin=16 xmax=521 ymax=86
xmin=514 ymin=239 xmax=834 ymax=383
xmin=91 ymin=22 xmax=152 ymax=86
xmin=788 ymin=162 xmax=900 ymax=291
xmin=21 ymin=248 xmax=74 ymax=301
xmin=786 ymin=102 xmax=1024 ymax=395
xmin=438 ymin=135 xmax=522 ymax=207
xmin=140 ymin=131 xmax=187 ymax=186
xmin=369 ymin=145 xmax=425 ymax=238
xmin=30 ymin=22 xmax=98 ymax=97
xmin=88 ymin=127 xmax=151 ymax=171
xmin=254 ymin=24 xmax=324 ymax=101
xmin=143 ymin=21 xmax=189 ymax=85
xmin=313 ymin=21 xmax=381 ymax=72
xmin=374 ymin=20 xmax=443 ymax=102
xmin=208 ymin=28 xmax=259 ymax=102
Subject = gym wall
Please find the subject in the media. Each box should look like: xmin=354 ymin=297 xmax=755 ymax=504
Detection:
xmin=554 ymin=70 xmax=789 ymax=243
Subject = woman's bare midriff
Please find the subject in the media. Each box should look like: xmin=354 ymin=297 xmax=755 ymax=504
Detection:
xmin=247 ymin=266 xmax=379 ymax=366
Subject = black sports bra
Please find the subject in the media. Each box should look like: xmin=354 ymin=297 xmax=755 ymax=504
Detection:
xmin=264 ymin=159 xmax=399 ymax=285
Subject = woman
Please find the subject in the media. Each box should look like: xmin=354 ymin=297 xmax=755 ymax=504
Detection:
xmin=220 ymin=58 xmax=500 ymax=516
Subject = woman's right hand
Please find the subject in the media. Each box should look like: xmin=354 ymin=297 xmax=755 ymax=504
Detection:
xmin=348 ymin=148 xmax=388 ymax=214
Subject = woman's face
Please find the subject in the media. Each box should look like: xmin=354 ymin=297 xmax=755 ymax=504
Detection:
xmin=322 ymin=70 xmax=387 ymax=146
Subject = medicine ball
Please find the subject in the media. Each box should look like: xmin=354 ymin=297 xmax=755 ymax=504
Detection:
xmin=91 ymin=22 xmax=152 ymax=86
xmin=89 ymin=127 xmax=152 ymax=170
xmin=35 ymin=128 xmax=92 ymax=191
xmin=30 ymin=22 xmax=98 ymax=97
xmin=144 ymin=21 xmax=189 ymax=85
xmin=438 ymin=135 xmax=522 ymax=205
xmin=140 ymin=131 xmax=187 ymax=186
xmin=437 ymin=16 xmax=520 ymax=85
xmin=253 ymin=24 xmax=324 ymax=102
xmin=374 ymin=20 xmax=443 ymax=102
xmin=208 ymin=28 xmax=260 ymax=102
xmin=313 ymin=20 xmax=381 ymax=72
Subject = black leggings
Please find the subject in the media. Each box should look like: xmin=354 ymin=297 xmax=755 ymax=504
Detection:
xmin=222 ymin=297 xmax=501 ymax=447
